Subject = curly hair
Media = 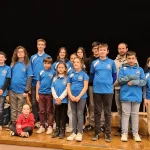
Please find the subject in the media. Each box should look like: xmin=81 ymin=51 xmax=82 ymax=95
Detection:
xmin=11 ymin=46 xmax=30 ymax=67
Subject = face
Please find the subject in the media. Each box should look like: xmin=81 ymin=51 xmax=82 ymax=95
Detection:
xmin=99 ymin=46 xmax=109 ymax=58
xmin=17 ymin=48 xmax=25 ymax=59
xmin=92 ymin=46 xmax=99 ymax=56
xmin=70 ymin=54 xmax=76 ymax=63
xmin=118 ymin=43 xmax=128 ymax=56
xmin=22 ymin=105 xmax=30 ymax=115
xmin=0 ymin=54 xmax=6 ymax=64
xmin=147 ymin=60 xmax=150 ymax=67
xmin=127 ymin=55 xmax=136 ymax=66
xmin=44 ymin=62 xmax=52 ymax=70
xmin=77 ymin=49 xmax=83 ymax=59
xmin=59 ymin=49 xmax=66 ymax=59
xmin=57 ymin=63 xmax=66 ymax=74
xmin=37 ymin=41 xmax=46 ymax=51
xmin=73 ymin=58 xmax=82 ymax=70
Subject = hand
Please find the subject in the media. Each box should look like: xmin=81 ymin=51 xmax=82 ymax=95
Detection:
xmin=127 ymin=81 xmax=131 ymax=86
xmin=70 ymin=95 xmax=76 ymax=101
xmin=144 ymin=98 xmax=149 ymax=108
xmin=36 ymin=94 xmax=39 ymax=102
xmin=17 ymin=125 xmax=22 ymax=128
xmin=0 ymin=89 xmax=3 ymax=95
xmin=23 ymin=93 xmax=28 ymax=97
xmin=74 ymin=96 xmax=80 ymax=102
xmin=56 ymin=98 xmax=61 ymax=105
xmin=20 ymin=132 xmax=26 ymax=137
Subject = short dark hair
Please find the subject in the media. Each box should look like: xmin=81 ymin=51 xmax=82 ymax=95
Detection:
xmin=118 ymin=42 xmax=128 ymax=48
xmin=126 ymin=51 xmax=136 ymax=57
xmin=92 ymin=41 xmax=100 ymax=49
xmin=43 ymin=57 xmax=53 ymax=64
xmin=0 ymin=51 xmax=7 ymax=58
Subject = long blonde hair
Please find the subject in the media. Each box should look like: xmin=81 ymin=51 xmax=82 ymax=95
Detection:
xmin=11 ymin=46 xmax=30 ymax=67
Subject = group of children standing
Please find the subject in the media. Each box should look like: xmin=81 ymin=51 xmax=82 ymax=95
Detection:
xmin=0 ymin=39 xmax=150 ymax=143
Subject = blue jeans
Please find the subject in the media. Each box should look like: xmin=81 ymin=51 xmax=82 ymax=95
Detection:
xmin=0 ymin=96 xmax=5 ymax=125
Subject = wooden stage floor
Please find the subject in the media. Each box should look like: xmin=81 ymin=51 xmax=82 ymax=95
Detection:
xmin=0 ymin=113 xmax=150 ymax=150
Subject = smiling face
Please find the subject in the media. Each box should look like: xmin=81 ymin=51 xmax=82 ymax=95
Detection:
xmin=0 ymin=54 xmax=6 ymax=64
xmin=77 ymin=49 xmax=83 ymax=59
xmin=59 ymin=48 xmax=66 ymax=60
xmin=44 ymin=62 xmax=52 ymax=70
xmin=57 ymin=63 xmax=67 ymax=74
xmin=17 ymin=48 xmax=25 ymax=59
xmin=70 ymin=54 xmax=77 ymax=63
xmin=118 ymin=43 xmax=128 ymax=56
xmin=22 ymin=104 xmax=30 ymax=115
xmin=37 ymin=41 xmax=46 ymax=52
xmin=73 ymin=58 xmax=83 ymax=70
xmin=99 ymin=46 xmax=109 ymax=58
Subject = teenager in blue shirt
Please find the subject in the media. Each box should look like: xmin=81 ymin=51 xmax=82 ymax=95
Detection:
xmin=0 ymin=51 xmax=11 ymax=130
xmin=52 ymin=47 xmax=72 ymax=74
xmin=90 ymin=43 xmax=117 ymax=142
xmin=118 ymin=51 xmax=146 ymax=142
xmin=9 ymin=46 xmax=33 ymax=125
xmin=67 ymin=57 xmax=89 ymax=142
xmin=30 ymin=39 xmax=51 ymax=127
xmin=36 ymin=57 xmax=55 ymax=135
xmin=143 ymin=58 xmax=150 ymax=140
xmin=51 ymin=62 xmax=68 ymax=138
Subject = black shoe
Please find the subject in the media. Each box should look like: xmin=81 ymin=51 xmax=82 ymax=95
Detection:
xmin=114 ymin=128 xmax=121 ymax=136
xmin=52 ymin=127 xmax=60 ymax=138
xmin=100 ymin=125 xmax=105 ymax=133
xmin=91 ymin=133 xmax=100 ymax=141
xmin=59 ymin=128 xmax=65 ymax=139
xmin=85 ymin=124 xmax=94 ymax=131
xmin=105 ymin=134 xmax=112 ymax=142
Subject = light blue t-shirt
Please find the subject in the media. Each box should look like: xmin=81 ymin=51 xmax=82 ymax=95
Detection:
xmin=10 ymin=62 xmax=33 ymax=93
xmin=68 ymin=70 xmax=89 ymax=99
xmin=0 ymin=64 xmax=11 ymax=96
xmin=90 ymin=57 xmax=116 ymax=94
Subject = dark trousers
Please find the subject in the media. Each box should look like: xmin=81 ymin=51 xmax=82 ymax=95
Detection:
xmin=0 ymin=96 xmax=5 ymax=125
xmin=39 ymin=94 xmax=53 ymax=127
xmin=9 ymin=124 xmax=33 ymax=136
xmin=31 ymin=86 xmax=39 ymax=123
xmin=93 ymin=93 xmax=113 ymax=135
xmin=55 ymin=103 xmax=68 ymax=129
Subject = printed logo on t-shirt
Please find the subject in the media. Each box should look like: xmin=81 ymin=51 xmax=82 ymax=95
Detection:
xmin=2 ymin=70 xmax=7 ymax=76
xmin=136 ymin=70 xmax=140 ymax=76
xmin=62 ymin=79 xmax=67 ymax=85
xmin=22 ymin=68 xmax=26 ymax=72
xmin=49 ymin=74 xmax=53 ymax=78
xmin=123 ymin=67 xmax=127 ymax=70
xmin=78 ymin=75 xmax=83 ymax=81
xmin=107 ymin=64 xmax=111 ymax=70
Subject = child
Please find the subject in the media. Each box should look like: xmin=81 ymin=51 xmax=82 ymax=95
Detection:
xmin=0 ymin=51 xmax=11 ymax=130
xmin=143 ymin=57 xmax=150 ymax=140
xmin=52 ymin=47 xmax=72 ymax=74
xmin=144 ymin=57 xmax=150 ymax=73
xmin=9 ymin=46 xmax=33 ymax=125
xmin=36 ymin=57 xmax=55 ymax=134
xmin=90 ymin=43 xmax=117 ymax=142
xmin=10 ymin=104 xmax=34 ymax=137
xmin=70 ymin=53 xmax=77 ymax=64
xmin=51 ymin=62 xmax=68 ymax=138
xmin=67 ymin=57 xmax=89 ymax=142
xmin=30 ymin=39 xmax=51 ymax=127
xmin=118 ymin=51 xmax=146 ymax=142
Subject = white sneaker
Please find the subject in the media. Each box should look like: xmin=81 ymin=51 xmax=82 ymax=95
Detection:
xmin=66 ymin=127 xmax=73 ymax=133
xmin=75 ymin=133 xmax=83 ymax=142
xmin=0 ymin=126 xmax=2 ymax=131
xmin=53 ymin=122 xmax=56 ymax=130
xmin=46 ymin=126 xmax=53 ymax=135
xmin=67 ymin=133 xmax=77 ymax=141
xmin=10 ymin=131 xmax=15 ymax=136
xmin=121 ymin=133 xmax=128 ymax=142
xmin=133 ymin=133 xmax=142 ymax=142
xmin=36 ymin=126 xmax=45 ymax=134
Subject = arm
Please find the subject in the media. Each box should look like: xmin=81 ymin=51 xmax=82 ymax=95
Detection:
xmin=67 ymin=83 xmax=75 ymax=101
xmin=36 ymin=81 xmax=40 ymax=102
xmin=76 ymin=80 xmax=89 ymax=102
xmin=112 ymin=73 xmax=117 ymax=84
xmin=51 ymin=87 xmax=59 ymax=99
xmin=89 ymin=63 xmax=95 ymax=85
xmin=59 ymin=88 xmax=67 ymax=100
xmin=24 ymin=76 xmax=32 ymax=93
xmin=16 ymin=115 xmax=23 ymax=135
xmin=21 ymin=114 xmax=34 ymax=129
xmin=0 ymin=78 xmax=11 ymax=94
